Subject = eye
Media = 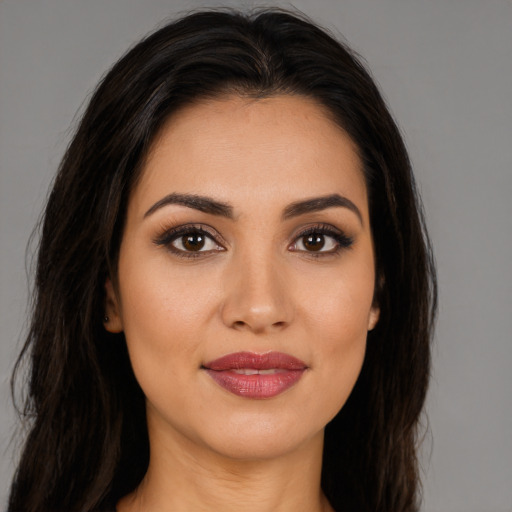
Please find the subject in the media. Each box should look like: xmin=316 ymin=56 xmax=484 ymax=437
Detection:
xmin=289 ymin=225 xmax=353 ymax=255
xmin=295 ymin=233 xmax=337 ymax=252
xmin=172 ymin=232 xmax=218 ymax=252
xmin=154 ymin=224 xmax=225 ymax=258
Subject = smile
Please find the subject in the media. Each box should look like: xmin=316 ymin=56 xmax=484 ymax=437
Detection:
xmin=202 ymin=351 xmax=308 ymax=399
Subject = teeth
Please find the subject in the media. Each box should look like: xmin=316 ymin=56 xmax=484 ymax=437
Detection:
xmin=233 ymin=369 xmax=259 ymax=375
xmin=232 ymin=368 xmax=279 ymax=375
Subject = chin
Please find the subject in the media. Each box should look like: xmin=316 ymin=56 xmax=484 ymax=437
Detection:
xmin=195 ymin=408 xmax=327 ymax=462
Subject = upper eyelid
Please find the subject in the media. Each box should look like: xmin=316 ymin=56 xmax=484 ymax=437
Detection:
xmin=154 ymin=223 xmax=225 ymax=245
xmin=292 ymin=223 xmax=348 ymax=239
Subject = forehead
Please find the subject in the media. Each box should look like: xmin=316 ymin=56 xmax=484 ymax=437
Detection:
xmin=133 ymin=94 xmax=368 ymax=219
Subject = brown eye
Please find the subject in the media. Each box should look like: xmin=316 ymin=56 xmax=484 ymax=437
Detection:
xmin=165 ymin=228 xmax=223 ymax=255
xmin=290 ymin=225 xmax=352 ymax=255
xmin=302 ymin=234 xmax=325 ymax=251
xmin=154 ymin=225 xmax=226 ymax=258
xmin=182 ymin=233 xmax=206 ymax=251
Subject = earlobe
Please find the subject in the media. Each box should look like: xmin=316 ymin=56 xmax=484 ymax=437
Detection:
xmin=368 ymin=273 xmax=383 ymax=331
xmin=368 ymin=306 xmax=380 ymax=331
xmin=104 ymin=278 xmax=124 ymax=333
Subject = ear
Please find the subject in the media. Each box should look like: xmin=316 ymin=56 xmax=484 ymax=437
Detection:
xmin=104 ymin=277 xmax=124 ymax=333
xmin=367 ymin=305 xmax=380 ymax=331
xmin=368 ymin=272 xmax=383 ymax=331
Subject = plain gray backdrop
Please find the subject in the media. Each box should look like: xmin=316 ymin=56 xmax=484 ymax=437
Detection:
xmin=1 ymin=1 xmax=511 ymax=510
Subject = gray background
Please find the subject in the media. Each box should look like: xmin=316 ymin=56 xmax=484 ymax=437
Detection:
xmin=1 ymin=0 xmax=511 ymax=510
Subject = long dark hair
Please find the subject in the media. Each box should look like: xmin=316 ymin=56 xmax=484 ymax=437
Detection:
xmin=9 ymin=9 xmax=436 ymax=512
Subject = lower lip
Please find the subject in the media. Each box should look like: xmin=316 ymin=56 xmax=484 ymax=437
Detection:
xmin=204 ymin=369 xmax=305 ymax=399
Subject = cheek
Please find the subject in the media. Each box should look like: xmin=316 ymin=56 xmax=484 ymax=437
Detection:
xmin=296 ymin=261 xmax=374 ymax=415
xmin=300 ymin=256 xmax=375 ymax=346
xmin=314 ymin=287 xmax=372 ymax=356
xmin=115 ymin=253 xmax=220 ymax=394
xmin=314 ymin=295 xmax=368 ymax=388
xmin=119 ymin=242 xmax=219 ymax=328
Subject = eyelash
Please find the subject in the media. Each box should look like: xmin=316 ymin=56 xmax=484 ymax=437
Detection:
xmin=153 ymin=223 xmax=354 ymax=259
xmin=153 ymin=224 xmax=224 ymax=259
xmin=290 ymin=224 xmax=354 ymax=257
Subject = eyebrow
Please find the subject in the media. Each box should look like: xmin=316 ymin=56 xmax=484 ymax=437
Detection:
xmin=144 ymin=193 xmax=234 ymax=219
xmin=282 ymin=194 xmax=363 ymax=224
xmin=144 ymin=192 xmax=362 ymax=224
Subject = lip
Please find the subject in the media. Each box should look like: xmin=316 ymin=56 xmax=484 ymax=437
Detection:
xmin=202 ymin=351 xmax=308 ymax=399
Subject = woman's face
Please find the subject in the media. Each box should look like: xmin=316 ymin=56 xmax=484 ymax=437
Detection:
xmin=106 ymin=95 xmax=379 ymax=460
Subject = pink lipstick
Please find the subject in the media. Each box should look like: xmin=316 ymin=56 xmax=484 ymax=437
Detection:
xmin=202 ymin=351 xmax=307 ymax=399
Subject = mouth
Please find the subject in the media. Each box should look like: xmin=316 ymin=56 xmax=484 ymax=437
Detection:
xmin=202 ymin=351 xmax=308 ymax=399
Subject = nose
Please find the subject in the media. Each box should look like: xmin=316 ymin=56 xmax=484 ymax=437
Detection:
xmin=220 ymin=251 xmax=293 ymax=334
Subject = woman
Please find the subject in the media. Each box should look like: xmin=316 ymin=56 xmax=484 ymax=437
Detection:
xmin=9 ymin=8 xmax=436 ymax=512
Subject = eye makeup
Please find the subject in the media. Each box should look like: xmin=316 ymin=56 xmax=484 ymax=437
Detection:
xmin=289 ymin=223 xmax=354 ymax=257
xmin=153 ymin=223 xmax=226 ymax=259
xmin=152 ymin=221 xmax=354 ymax=260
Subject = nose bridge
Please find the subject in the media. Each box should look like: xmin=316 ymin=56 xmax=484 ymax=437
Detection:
xmin=221 ymin=242 xmax=292 ymax=333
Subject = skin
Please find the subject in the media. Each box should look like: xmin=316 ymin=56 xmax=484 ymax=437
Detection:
xmin=106 ymin=95 xmax=379 ymax=512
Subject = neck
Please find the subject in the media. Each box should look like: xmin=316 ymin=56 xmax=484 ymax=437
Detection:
xmin=117 ymin=420 xmax=333 ymax=512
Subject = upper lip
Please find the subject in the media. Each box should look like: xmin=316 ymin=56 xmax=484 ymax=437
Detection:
xmin=203 ymin=351 xmax=307 ymax=371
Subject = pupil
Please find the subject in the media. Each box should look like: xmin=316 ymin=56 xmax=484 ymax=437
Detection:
xmin=304 ymin=234 xmax=324 ymax=251
xmin=183 ymin=234 xmax=205 ymax=251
